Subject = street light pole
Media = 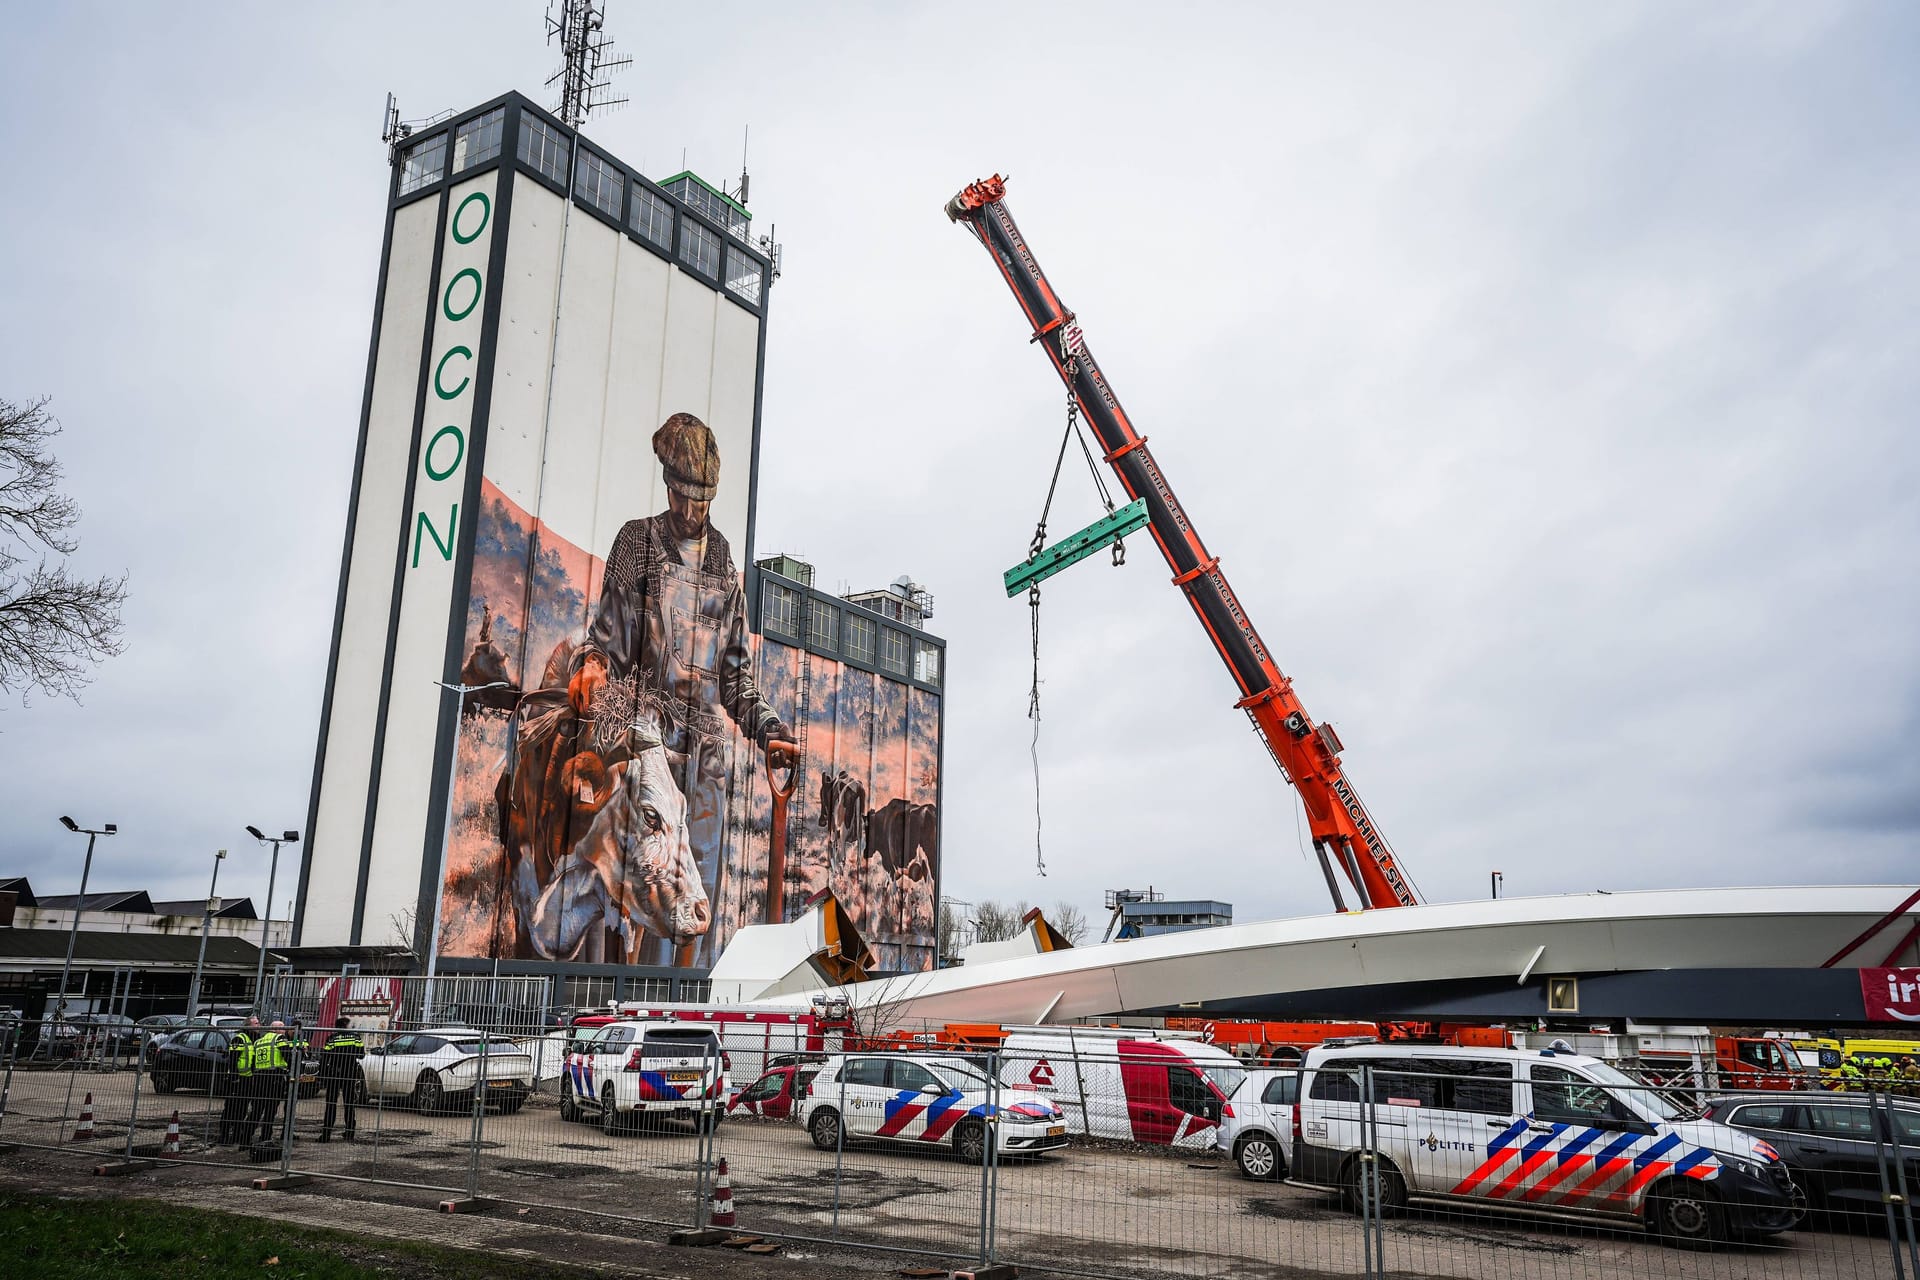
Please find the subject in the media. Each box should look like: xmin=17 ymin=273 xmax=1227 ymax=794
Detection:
xmin=245 ymin=826 xmax=301 ymax=1014
xmin=49 ymin=816 xmax=116 ymax=1054
xmin=186 ymin=848 xmax=227 ymax=1019
xmin=424 ymin=679 xmax=508 ymax=1024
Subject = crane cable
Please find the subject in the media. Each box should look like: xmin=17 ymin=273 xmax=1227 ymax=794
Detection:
xmin=1024 ymin=359 xmax=1124 ymax=878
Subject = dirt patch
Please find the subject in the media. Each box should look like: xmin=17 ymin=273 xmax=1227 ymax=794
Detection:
xmin=498 ymin=1161 xmax=617 ymax=1180
xmin=1243 ymin=1192 xmax=1347 ymax=1223
xmin=1390 ymin=1220 xmax=1586 ymax=1256
xmin=750 ymin=1165 xmax=955 ymax=1214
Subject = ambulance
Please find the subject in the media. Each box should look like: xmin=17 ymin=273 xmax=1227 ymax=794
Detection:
xmin=1289 ymin=1044 xmax=1800 ymax=1247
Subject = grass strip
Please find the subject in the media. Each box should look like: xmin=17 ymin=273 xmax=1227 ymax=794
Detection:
xmin=0 ymin=1191 xmax=599 ymax=1278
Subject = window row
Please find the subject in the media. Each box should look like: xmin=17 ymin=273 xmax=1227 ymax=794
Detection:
xmin=758 ymin=579 xmax=942 ymax=687
xmin=397 ymin=110 xmax=767 ymax=310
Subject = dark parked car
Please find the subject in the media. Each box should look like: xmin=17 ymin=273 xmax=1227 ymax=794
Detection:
xmin=148 ymin=1026 xmax=322 ymax=1098
xmin=67 ymin=1013 xmax=141 ymax=1055
xmin=1705 ymin=1092 xmax=1920 ymax=1226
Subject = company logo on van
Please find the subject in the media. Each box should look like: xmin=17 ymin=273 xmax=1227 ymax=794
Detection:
xmin=1423 ymin=1132 xmax=1475 ymax=1153
xmin=1028 ymin=1059 xmax=1057 ymax=1089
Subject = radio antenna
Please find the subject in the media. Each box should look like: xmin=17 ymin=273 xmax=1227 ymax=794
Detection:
xmin=544 ymin=0 xmax=631 ymax=128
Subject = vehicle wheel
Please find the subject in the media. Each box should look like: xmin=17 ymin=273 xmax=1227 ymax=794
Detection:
xmin=809 ymin=1108 xmax=842 ymax=1151
xmin=1342 ymin=1156 xmax=1406 ymax=1217
xmin=559 ymin=1083 xmax=579 ymax=1124
xmin=1235 ymin=1133 xmax=1284 ymax=1181
xmin=954 ymin=1119 xmax=993 ymax=1165
xmin=600 ymin=1084 xmax=624 ymax=1136
xmin=412 ymin=1072 xmax=444 ymax=1114
xmin=497 ymin=1093 xmax=526 ymax=1116
xmin=1649 ymin=1180 xmax=1726 ymax=1249
xmin=150 ymin=1071 xmax=173 ymax=1095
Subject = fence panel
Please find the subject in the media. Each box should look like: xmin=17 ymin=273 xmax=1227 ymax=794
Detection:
xmin=985 ymin=1041 xmax=1359 ymax=1279
xmin=1343 ymin=1062 xmax=1907 ymax=1280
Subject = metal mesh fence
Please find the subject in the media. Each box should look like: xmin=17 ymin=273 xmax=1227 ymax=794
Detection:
xmin=5 ymin=1017 xmax=1919 ymax=1279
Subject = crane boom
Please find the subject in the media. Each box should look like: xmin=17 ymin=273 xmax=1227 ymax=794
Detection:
xmin=947 ymin=176 xmax=1417 ymax=911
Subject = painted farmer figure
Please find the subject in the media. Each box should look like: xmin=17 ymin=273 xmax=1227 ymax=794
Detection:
xmin=570 ymin=413 xmax=795 ymax=964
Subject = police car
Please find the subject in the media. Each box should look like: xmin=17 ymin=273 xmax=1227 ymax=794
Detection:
xmin=1289 ymin=1044 xmax=1799 ymax=1247
xmin=798 ymin=1053 xmax=1069 ymax=1164
xmin=558 ymin=1019 xmax=728 ymax=1135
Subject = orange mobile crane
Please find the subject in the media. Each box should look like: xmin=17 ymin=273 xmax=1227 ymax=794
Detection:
xmin=947 ymin=176 xmax=1417 ymax=911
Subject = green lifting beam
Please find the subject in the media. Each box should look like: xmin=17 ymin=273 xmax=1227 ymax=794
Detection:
xmin=1004 ymin=498 xmax=1151 ymax=596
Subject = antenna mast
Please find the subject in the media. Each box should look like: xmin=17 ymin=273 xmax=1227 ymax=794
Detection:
xmin=545 ymin=0 xmax=631 ymax=129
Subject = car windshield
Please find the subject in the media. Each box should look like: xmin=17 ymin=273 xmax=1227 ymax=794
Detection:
xmin=932 ymin=1060 xmax=996 ymax=1091
xmin=1580 ymin=1059 xmax=1699 ymax=1121
xmin=641 ymin=1030 xmax=721 ymax=1059
xmin=449 ymin=1038 xmax=520 ymax=1055
xmin=1202 ymin=1065 xmax=1248 ymax=1100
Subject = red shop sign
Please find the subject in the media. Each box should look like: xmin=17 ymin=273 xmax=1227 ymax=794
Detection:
xmin=1860 ymin=968 xmax=1920 ymax=1024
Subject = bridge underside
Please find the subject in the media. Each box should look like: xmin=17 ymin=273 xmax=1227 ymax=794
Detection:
xmin=1153 ymin=966 xmax=1875 ymax=1030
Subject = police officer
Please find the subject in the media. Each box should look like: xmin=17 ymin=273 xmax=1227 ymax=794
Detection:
xmin=318 ymin=1023 xmax=364 ymax=1142
xmin=219 ymin=1016 xmax=260 ymax=1144
xmin=250 ymin=1019 xmax=291 ymax=1144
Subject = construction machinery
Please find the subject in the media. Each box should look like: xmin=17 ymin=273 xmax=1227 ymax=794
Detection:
xmin=948 ymin=175 xmax=1416 ymax=911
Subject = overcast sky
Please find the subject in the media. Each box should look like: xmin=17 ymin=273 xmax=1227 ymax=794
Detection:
xmin=1 ymin=2 xmax=1914 ymax=934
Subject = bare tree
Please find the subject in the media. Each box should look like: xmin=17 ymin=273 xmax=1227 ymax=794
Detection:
xmin=1050 ymin=900 xmax=1091 ymax=946
xmin=387 ymin=906 xmax=420 ymax=954
xmin=0 ymin=398 xmax=127 ymax=700
xmin=971 ymin=900 xmax=1022 ymax=943
xmin=937 ymin=899 xmax=968 ymax=965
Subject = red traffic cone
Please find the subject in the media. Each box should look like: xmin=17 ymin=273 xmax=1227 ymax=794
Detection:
xmin=709 ymin=1156 xmax=736 ymax=1228
xmin=72 ymin=1092 xmax=95 ymax=1140
xmin=161 ymin=1110 xmax=182 ymax=1157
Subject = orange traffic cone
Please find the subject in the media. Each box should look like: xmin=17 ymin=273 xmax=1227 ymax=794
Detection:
xmin=72 ymin=1092 xmax=95 ymax=1140
xmin=161 ymin=1111 xmax=182 ymax=1157
xmin=709 ymin=1156 xmax=736 ymax=1228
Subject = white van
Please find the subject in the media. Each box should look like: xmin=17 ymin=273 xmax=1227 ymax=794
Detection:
xmin=993 ymin=1026 xmax=1247 ymax=1149
xmin=1289 ymin=1044 xmax=1800 ymax=1247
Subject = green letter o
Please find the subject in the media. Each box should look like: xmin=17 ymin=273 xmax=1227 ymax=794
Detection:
xmin=442 ymin=268 xmax=482 ymax=322
xmin=424 ymin=426 xmax=465 ymax=481
xmin=451 ymin=191 xmax=490 ymax=244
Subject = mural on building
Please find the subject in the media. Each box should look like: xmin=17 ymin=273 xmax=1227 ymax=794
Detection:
xmin=436 ymin=415 xmax=939 ymax=973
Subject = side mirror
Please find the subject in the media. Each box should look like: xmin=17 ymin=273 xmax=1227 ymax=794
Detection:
xmin=921 ymin=1082 xmax=947 ymax=1096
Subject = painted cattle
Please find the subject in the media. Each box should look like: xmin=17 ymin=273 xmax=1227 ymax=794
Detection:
xmin=459 ymin=603 xmax=520 ymax=715
xmin=529 ymin=723 xmax=707 ymax=963
xmin=817 ymin=768 xmax=867 ymax=856
xmin=863 ymin=797 xmax=938 ymax=881
xmin=493 ymin=636 xmax=706 ymax=962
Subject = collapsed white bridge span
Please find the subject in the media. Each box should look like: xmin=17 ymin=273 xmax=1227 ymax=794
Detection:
xmin=709 ymin=885 xmax=1920 ymax=1030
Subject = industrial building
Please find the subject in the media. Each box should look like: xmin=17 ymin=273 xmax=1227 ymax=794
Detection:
xmin=295 ymin=90 xmax=942 ymax=999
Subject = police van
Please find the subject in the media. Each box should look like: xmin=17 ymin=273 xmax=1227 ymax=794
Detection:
xmin=558 ymin=1019 xmax=728 ymax=1135
xmin=1289 ymin=1044 xmax=1800 ymax=1247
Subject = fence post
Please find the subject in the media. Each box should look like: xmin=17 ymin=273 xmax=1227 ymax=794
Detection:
xmin=986 ymin=1048 xmax=1002 ymax=1266
xmin=278 ymin=1042 xmax=299 ymax=1177
xmin=1873 ymin=1085 xmax=1919 ymax=1279
xmin=466 ymin=1036 xmax=487 ymax=1202
xmin=831 ymin=1060 xmax=846 ymax=1238
xmin=0 ymin=1020 xmax=18 ymax=1146
xmin=1358 ymin=1063 xmax=1378 ymax=1280
xmin=122 ymin=1033 xmax=148 ymax=1163
xmin=691 ymin=1040 xmax=712 ymax=1230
